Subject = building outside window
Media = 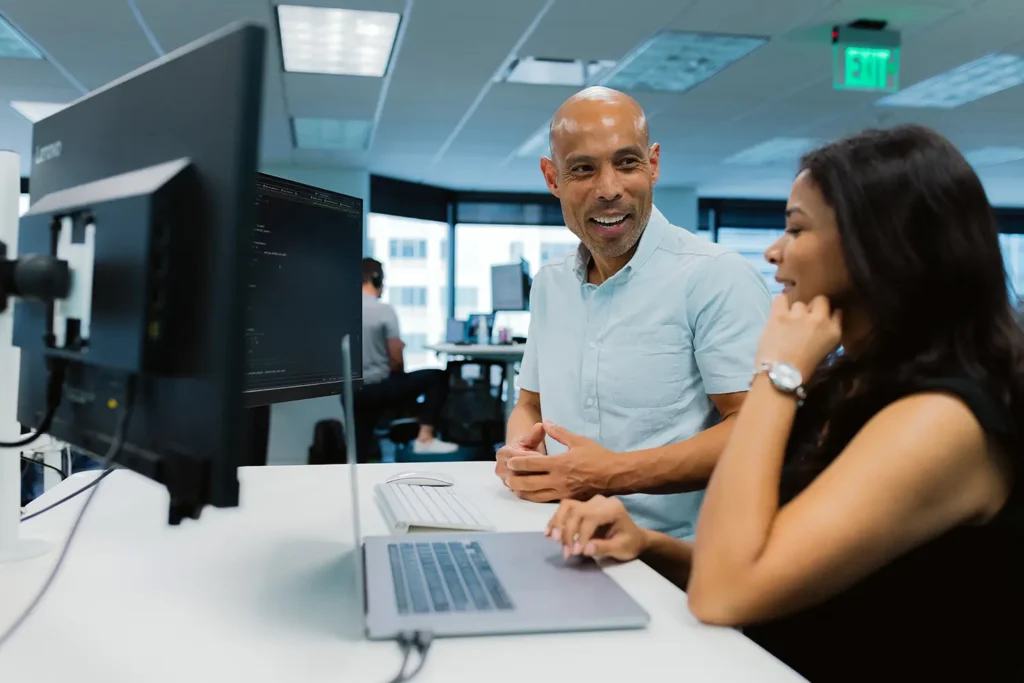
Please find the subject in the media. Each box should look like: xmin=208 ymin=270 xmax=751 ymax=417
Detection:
xmin=389 ymin=238 xmax=427 ymax=259
xmin=509 ymin=241 xmax=524 ymax=261
xmin=368 ymin=214 xmax=449 ymax=371
xmin=390 ymin=286 xmax=428 ymax=307
xmin=540 ymin=241 xmax=577 ymax=266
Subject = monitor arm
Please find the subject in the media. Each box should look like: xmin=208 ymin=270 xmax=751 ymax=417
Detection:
xmin=0 ymin=242 xmax=72 ymax=314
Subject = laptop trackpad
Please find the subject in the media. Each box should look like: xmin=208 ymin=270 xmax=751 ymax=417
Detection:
xmin=480 ymin=532 xmax=647 ymax=620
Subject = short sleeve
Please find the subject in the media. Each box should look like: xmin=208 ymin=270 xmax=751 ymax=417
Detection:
xmin=516 ymin=269 xmax=546 ymax=394
xmin=382 ymin=304 xmax=401 ymax=340
xmin=687 ymin=252 xmax=771 ymax=395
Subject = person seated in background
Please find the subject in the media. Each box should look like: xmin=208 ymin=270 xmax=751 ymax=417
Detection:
xmin=545 ymin=125 xmax=1023 ymax=682
xmin=496 ymin=87 xmax=771 ymax=540
xmin=357 ymin=258 xmax=458 ymax=460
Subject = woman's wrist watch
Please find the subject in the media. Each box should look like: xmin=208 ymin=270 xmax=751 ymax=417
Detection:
xmin=754 ymin=361 xmax=806 ymax=405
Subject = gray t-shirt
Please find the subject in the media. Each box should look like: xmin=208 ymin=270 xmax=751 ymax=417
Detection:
xmin=362 ymin=293 xmax=401 ymax=385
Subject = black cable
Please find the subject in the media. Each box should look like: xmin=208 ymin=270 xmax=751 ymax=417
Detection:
xmin=0 ymin=383 xmax=134 ymax=653
xmin=20 ymin=468 xmax=113 ymax=522
xmin=19 ymin=456 xmax=66 ymax=481
xmin=387 ymin=640 xmax=414 ymax=683
xmin=388 ymin=631 xmax=433 ymax=683
xmin=0 ymin=359 xmax=67 ymax=449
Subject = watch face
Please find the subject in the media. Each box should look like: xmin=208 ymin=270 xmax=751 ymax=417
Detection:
xmin=769 ymin=363 xmax=802 ymax=391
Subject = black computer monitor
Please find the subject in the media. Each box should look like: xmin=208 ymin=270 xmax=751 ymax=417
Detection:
xmin=244 ymin=173 xmax=363 ymax=407
xmin=491 ymin=261 xmax=531 ymax=312
xmin=8 ymin=23 xmax=266 ymax=524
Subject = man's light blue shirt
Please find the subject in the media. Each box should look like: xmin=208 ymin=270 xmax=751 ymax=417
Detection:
xmin=517 ymin=206 xmax=771 ymax=538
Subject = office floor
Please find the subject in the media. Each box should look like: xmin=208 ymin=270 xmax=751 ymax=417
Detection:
xmin=376 ymin=436 xmax=485 ymax=464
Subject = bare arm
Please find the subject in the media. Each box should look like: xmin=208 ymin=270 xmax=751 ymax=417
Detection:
xmin=495 ymin=389 xmax=546 ymax=485
xmin=386 ymin=338 xmax=404 ymax=374
xmin=640 ymin=530 xmax=694 ymax=589
xmin=506 ymin=389 xmax=545 ymax=453
xmin=687 ymin=377 xmax=1012 ymax=626
xmin=607 ymin=392 xmax=746 ymax=495
xmin=507 ymin=392 xmax=745 ymax=502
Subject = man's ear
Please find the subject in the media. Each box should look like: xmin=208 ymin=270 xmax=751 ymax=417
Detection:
xmin=649 ymin=142 xmax=661 ymax=185
xmin=540 ymin=157 xmax=560 ymax=198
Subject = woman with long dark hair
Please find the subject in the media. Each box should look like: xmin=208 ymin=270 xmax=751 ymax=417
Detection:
xmin=545 ymin=125 xmax=1023 ymax=681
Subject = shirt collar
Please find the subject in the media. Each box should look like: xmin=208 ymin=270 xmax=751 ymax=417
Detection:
xmin=572 ymin=205 xmax=672 ymax=284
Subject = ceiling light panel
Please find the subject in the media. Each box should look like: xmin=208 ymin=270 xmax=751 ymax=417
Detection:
xmin=964 ymin=146 xmax=1024 ymax=167
xmin=278 ymin=5 xmax=400 ymax=77
xmin=601 ymin=31 xmax=767 ymax=93
xmin=293 ymin=118 xmax=372 ymax=151
xmin=501 ymin=57 xmax=616 ymax=87
xmin=723 ymin=137 xmax=822 ymax=166
xmin=0 ymin=15 xmax=41 ymax=59
xmin=9 ymin=101 xmax=67 ymax=123
xmin=875 ymin=53 xmax=1024 ymax=109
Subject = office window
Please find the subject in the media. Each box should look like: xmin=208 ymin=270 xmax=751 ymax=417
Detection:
xmin=509 ymin=241 xmax=524 ymax=261
xmin=456 ymin=287 xmax=478 ymax=310
xmin=389 ymin=238 xmax=427 ymax=259
xmin=368 ymin=213 xmax=449 ymax=371
xmin=365 ymin=237 xmax=375 ymax=258
xmin=390 ymin=286 xmax=427 ymax=307
xmin=1000 ymin=234 xmax=1024 ymax=299
xmin=439 ymin=287 xmax=481 ymax=314
xmin=540 ymin=241 xmax=578 ymax=266
xmin=404 ymin=333 xmax=428 ymax=354
xmin=439 ymin=238 xmax=448 ymax=260
xmin=455 ymin=224 xmax=577 ymax=338
xmin=715 ymin=227 xmax=784 ymax=296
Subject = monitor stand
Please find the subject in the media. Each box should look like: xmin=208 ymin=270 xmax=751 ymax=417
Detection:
xmin=0 ymin=337 xmax=52 ymax=565
xmin=0 ymin=150 xmax=50 ymax=564
xmin=242 ymin=404 xmax=270 ymax=467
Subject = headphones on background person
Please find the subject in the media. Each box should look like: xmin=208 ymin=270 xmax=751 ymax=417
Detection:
xmin=363 ymin=257 xmax=385 ymax=291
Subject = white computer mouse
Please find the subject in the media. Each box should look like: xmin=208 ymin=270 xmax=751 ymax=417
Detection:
xmin=385 ymin=471 xmax=454 ymax=487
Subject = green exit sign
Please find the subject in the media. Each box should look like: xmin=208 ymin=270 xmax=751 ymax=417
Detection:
xmin=833 ymin=44 xmax=899 ymax=92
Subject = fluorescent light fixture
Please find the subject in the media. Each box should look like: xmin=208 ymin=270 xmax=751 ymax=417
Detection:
xmin=600 ymin=31 xmax=767 ymax=93
xmin=293 ymin=117 xmax=372 ymax=150
xmin=9 ymin=100 xmax=68 ymax=123
xmin=964 ymin=146 xmax=1024 ymax=167
xmin=514 ymin=125 xmax=550 ymax=158
xmin=0 ymin=15 xmax=41 ymax=59
xmin=277 ymin=5 xmax=400 ymax=77
xmin=501 ymin=57 xmax=616 ymax=86
xmin=723 ymin=137 xmax=822 ymax=166
xmin=876 ymin=53 xmax=1024 ymax=109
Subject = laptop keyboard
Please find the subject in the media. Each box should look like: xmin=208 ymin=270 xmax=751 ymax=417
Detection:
xmin=387 ymin=541 xmax=514 ymax=614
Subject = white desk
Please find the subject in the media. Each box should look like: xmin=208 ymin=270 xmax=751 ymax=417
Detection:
xmin=427 ymin=343 xmax=526 ymax=420
xmin=0 ymin=463 xmax=804 ymax=682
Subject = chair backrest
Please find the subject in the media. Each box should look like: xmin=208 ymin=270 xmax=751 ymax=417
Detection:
xmin=308 ymin=419 xmax=345 ymax=465
xmin=438 ymin=360 xmax=506 ymax=445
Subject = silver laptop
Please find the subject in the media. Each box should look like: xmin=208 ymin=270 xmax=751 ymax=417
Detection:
xmin=340 ymin=336 xmax=650 ymax=640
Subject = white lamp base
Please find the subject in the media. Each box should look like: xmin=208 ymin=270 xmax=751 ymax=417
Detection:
xmin=0 ymin=537 xmax=51 ymax=565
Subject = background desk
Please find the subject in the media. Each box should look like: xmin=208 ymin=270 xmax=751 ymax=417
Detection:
xmin=0 ymin=462 xmax=804 ymax=682
xmin=427 ymin=343 xmax=526 ymax=421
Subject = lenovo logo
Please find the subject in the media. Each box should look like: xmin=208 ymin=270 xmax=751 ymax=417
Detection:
xmin=34 ymin=141 xmax=62 ymax=165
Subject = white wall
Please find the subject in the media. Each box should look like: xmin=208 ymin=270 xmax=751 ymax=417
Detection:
xmin=654 ymin=186 xmax=698 ymax=233
xmin=258 ymin=166 xmax=369 ymax=465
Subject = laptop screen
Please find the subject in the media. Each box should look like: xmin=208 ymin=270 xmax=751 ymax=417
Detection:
xmin=341 ymin=335 xmax=366 ymax=624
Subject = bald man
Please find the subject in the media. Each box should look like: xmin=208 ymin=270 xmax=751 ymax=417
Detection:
xmin=496 ymin=88 xmax=770 ymax=539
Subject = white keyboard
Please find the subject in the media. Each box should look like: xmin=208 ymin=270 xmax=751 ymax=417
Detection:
xmin=374 ymin=482 xmax=495 ymax=533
